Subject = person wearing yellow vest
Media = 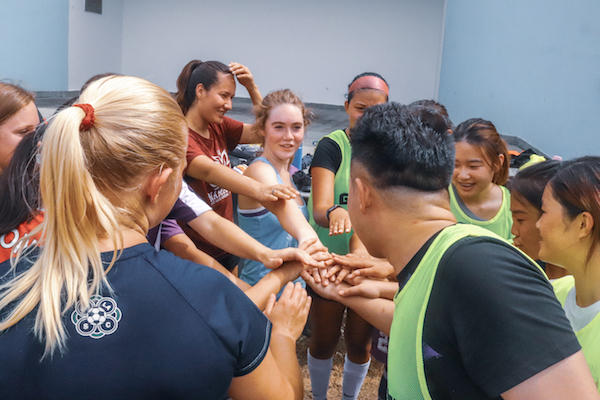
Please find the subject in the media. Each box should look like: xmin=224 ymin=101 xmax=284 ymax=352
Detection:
xmin=307 ymin=72 xmax=389 ymax=400
xmin=302 ymin=103 xmax=598 ymax=399
xmin=450 ymin=119 xmax=513 ymax=240
xmin=536 ymin=157 xmax=600 ymax=392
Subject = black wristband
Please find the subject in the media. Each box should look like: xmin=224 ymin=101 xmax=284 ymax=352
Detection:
xmin=327 ymin=205 xmax=341 ymax=221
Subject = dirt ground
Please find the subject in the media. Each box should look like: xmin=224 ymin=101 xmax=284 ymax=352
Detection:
xmin=296 ymin=333 xmax=384 ymax=400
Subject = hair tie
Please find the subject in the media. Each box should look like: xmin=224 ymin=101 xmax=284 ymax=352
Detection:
xmin=348 ymin=76 xmax=389 ymax=96
xmin=72 ymin=103 xmax=95 ymax=132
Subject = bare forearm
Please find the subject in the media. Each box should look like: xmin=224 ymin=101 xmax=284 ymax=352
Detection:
xmin=267 ymin=199 xmax=318 ymax=244
xmin=189 ymin=213 xmax=269 ymax=263
xmin=269 ymin=333 xmax=303 ymax=400
xmin=340 ymin=296 xmax=394 ymax=335
xmin=245 ymin=262 xmax=303 ymax=310
xmin=246 ymin=85 xmax=263 ymax=107
xmin=162 ymin=234 xmax=245 ymax=287
xmin=188 ymin=157 xmax=262 ymax=199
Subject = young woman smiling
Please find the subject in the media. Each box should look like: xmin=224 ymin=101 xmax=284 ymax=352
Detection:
xmin=237 ymin=89 xmax=328 ymax=292
xmin=175 ymin=60 xmax=298 ymax=272
xmin=450 ymin=118 xmax=513 ymax=240
xmin=537 ymin=157 xmax=600 ymax=392
xmin=0 ymin=82 xmax=40 ymax=174
xmin=509 ymin=160 xmax=569 ymax=279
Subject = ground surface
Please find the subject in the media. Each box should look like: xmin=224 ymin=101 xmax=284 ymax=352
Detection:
xmin=296 ymin=333 xmax=384 ymax=400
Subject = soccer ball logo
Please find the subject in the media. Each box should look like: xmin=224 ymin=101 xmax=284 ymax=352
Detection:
xmin=71 ymin=295 xmax=122 ymax=339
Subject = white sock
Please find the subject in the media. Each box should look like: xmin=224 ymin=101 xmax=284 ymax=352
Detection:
xmin=307 ymin=349 xmax=333 ymax=400
xmin=342 ymin=354 xmax=371 ymax=400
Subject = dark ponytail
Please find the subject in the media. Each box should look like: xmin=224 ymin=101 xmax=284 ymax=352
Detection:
xmin=175 ymin=60 xmax=230 ymax=115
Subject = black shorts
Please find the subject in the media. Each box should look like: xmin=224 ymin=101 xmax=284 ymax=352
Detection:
xmin=216 ymin=253 xmax=240 ymax=272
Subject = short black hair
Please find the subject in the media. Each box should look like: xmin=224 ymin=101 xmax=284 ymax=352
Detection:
xmin=407 ymin=102 xmax=454 ymax=135
xmin=351 ymin=102 xmax=455 ymax=191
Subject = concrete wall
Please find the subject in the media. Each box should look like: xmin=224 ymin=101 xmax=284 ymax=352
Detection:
xmin=68 ymin=0 xmax=124 ymax=90
xmin=121 ymin=0 xmax=446 ymax=105
xmin=0 ymin=0 xmax=69 ymax=90
xmin=438 ymin=0 xmax=600 ymax=159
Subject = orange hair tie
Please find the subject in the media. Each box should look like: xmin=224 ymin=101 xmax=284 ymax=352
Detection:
xmin=73 ymin=103 xmax=96 ymax=132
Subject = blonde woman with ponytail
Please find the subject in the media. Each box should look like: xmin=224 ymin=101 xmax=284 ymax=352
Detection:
xmin=0 ymin=75 xmax=309 ymax=400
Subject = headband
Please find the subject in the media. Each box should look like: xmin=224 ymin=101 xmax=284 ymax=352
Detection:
xmin=73 ymin=103 xmax=95 ymax=132
xmin=348 ymin=76 xmax=389 ymax=96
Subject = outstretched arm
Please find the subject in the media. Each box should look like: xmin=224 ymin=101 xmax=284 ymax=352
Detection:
xmin=187 ymin=154 xmax=298 ymax=202
xmin=242 ymin=161 xmax=321 ymax=245
xmin=187 ymin=210 xmax=316 ymax=269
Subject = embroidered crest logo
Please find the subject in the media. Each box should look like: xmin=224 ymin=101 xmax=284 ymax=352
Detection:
xmin=71 ymin=295 xmax=122 ymax=339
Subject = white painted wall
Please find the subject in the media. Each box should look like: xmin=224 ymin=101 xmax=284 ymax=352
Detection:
xmin=121 ymin=0 xmax=446 ymax=105
xmin=68 ymin=0 xmax=124 ymax=90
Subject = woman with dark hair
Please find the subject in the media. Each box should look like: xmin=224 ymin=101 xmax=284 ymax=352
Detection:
xmin=306 ymin=72 xmax=389 ymax=400
xmin=537 ymin=156 xmax=600 ymax=392
xmin=175 ymin=60 xmax=298 ymax=272
xmin=0 ymin=82 xmax=40 ymax=173
xmin=508 ymin=160 xmax=568 ymax=279
xmin=0 ymin=125 xmax=44 ymax=263
xmin=450 ymin=118 xmax=513 ymax=239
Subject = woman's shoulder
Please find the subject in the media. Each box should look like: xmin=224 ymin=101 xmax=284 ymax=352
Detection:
xmin=245 ymin=157 xmax=279 ymax=184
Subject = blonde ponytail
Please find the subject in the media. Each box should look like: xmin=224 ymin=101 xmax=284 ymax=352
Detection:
xmin=0 ymin=76 xmax=187 ymax=357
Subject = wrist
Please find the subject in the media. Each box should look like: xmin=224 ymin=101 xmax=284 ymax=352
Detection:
xmin=270 ymin=330 xmax=298 ymax=344
xmin=327 ymin=205 xmax=341 ymax=221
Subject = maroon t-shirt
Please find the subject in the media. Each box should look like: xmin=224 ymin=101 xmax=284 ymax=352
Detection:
xmin=184 ymin=116 xmax=244 ymax=258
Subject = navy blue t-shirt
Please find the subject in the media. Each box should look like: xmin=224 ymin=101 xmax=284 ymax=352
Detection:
xmin=0 ymin=243 xmax=271 ymax=399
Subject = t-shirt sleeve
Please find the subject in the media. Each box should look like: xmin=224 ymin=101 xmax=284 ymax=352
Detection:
xmin=159 ymin=255 xmax=271 ymax=377
xmin=310 ymin=137 xmax=342 ymax=174
xmin=430 ymin=238 xmax=580 ymax=397
xmin=168 ymin=181 xmax=213 ymax=223
xmin=186 ymin=130 xmax=203 ymax=166
xmin=222 ymin=116 xmax=244 ymax=151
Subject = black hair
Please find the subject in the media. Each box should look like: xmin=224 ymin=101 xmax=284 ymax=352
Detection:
xmin=175 ymin=60 xmax=231 ymax=114
xmin=351 ymin=102 xmax=455 ymax=191
xmin=409 ymin=99 xmax=449 ymax=117
xmin=407 ymin=101 xmax=454 ymax=135
xmin=0 ymin=124 xmax=45 ymax=235
xmin=347 ymin=72 xmax=389 ymax=103
xmin=508 ymin=160 xmax=561 ymax=211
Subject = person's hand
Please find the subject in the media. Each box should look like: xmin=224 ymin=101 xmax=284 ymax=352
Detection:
xmin=229 ymin=62 xmax=258 ymax=91
xmin=331 ymin=253 xmax=395 ymax=280
xmin=337 ymin=276 xmax=387 ymax=299
xmin=261 ymin=247 xmax=318 ymax=270
xmin=257 ymin=183 xmax=298 ymax=202
xmin=328 ymin=207 xmax=352 ymax=236
xmin=325 ymin=266 xmax=353 ymax=284
xmin=299 ymin=238 xmax=331 ymax=266
xmin=264 ymin=282 xmax=312 ymax=341
xmin=301 ymin=270 xmax=350 ymax=301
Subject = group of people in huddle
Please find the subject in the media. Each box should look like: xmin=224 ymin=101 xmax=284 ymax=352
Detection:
xmin=1 ymin=59 xmax=600 ymax=400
